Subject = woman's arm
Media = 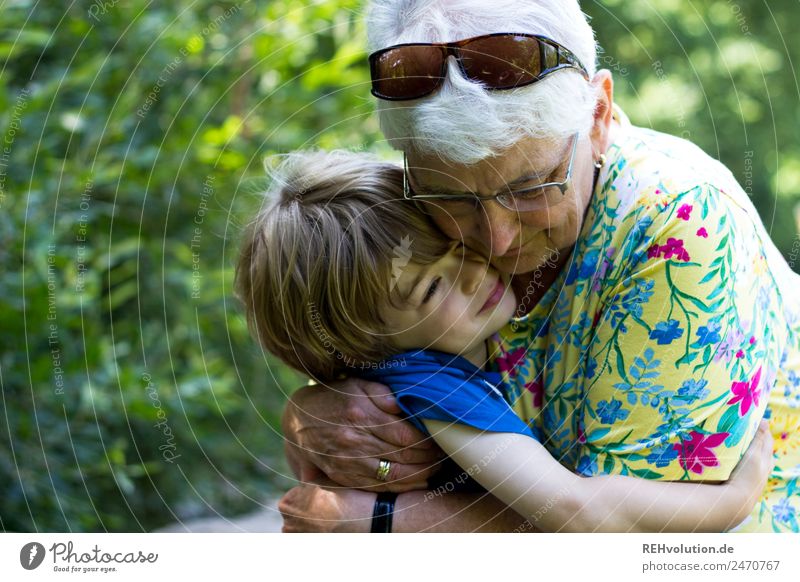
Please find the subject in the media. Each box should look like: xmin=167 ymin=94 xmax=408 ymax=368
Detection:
xmin=279 ymin=483 xmax=532 ymax=532
xmin=426 ymin=419 xmax=774 ymax=532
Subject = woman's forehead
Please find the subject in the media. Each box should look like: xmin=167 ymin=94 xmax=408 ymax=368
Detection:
xmin=407 ymin=134 xmax=565 ymax=192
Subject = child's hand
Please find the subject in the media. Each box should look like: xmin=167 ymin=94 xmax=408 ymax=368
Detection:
xmin=726 ymin=420 xmax=774 ymax=519
xmin=278 ymin=481 xmax=377 ymax=533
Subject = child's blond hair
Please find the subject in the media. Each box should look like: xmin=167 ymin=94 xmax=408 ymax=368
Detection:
xmin=235 ymin=150 xmax=452 ymax=382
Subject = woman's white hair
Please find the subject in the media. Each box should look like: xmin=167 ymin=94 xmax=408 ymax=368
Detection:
xmin=366 ymin=0 xmax=599 ymax=165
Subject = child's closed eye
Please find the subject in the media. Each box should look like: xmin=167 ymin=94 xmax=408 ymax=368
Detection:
xmin=422 ymin=277 xmax=441 ymax=304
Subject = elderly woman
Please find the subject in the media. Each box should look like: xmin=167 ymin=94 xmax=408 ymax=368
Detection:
xmin=279 ymin=0 xmax=800 ymax=532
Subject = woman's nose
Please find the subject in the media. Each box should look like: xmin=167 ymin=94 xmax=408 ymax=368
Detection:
xmin=472 ymin=201 xmax=519 ymax=257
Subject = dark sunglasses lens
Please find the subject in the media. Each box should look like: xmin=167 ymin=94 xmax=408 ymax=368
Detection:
xmin=459 ymin=35 xmax=542 ymax=89
xmin=372 ymin=45 xmax=445 ymax=99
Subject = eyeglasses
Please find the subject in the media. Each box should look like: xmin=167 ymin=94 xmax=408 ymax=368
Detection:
xmin=403 ymin=133 xmax=580 ymax=215
xmin=369 ymin=32 xmax=589 ymax=101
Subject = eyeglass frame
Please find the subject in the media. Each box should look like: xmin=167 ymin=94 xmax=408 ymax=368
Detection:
xmin=369 ymin=33 xmax=590 ymax=102
xmin=402 ymin=132 xmax=580 ymax=213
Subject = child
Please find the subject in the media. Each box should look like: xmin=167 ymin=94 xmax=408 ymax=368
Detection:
xmin=235 ymin=149 xmax=772 ymax=532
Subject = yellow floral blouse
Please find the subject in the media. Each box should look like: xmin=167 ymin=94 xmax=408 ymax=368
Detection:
xmin=488 ymin=108 xmax=800 ymax=532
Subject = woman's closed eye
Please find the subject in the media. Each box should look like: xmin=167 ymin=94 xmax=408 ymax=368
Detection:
xmin=514 ymin=165 xmax=558 ymax=190
xmin=422 ymin=277 xmax=441 ymax=304
xmin=511 ymin=185 xmax=548 ymax=201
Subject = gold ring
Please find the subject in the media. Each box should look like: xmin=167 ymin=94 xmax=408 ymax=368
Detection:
xmin=376 ymin=459 xmax=392 ymax=482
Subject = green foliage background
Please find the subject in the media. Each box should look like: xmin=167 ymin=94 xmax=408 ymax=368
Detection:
xmin=1 ymin=0 xmax=797 ymax=532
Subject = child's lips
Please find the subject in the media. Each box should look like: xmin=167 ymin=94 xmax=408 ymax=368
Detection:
xmin=478 ymin=277 xmax=505 ymax=314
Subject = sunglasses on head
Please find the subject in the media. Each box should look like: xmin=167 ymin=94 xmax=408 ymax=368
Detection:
xmin=369 ymin=32 xmax=589 ymax=101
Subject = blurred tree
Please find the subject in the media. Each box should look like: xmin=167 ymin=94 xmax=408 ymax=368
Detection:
xmin=0 ymin=0 xmax=376 ymax=532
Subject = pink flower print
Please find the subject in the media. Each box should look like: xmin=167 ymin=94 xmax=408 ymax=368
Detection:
xmin=496 ymin=347 xmax=527 ymax=377
xmin=525 ymin=378 xmax=544 ymax=408
xmin=696 ymin=227 xmax=708 ymax=238
xmin=677 ymin=203 xmax=693 ymax=221
xmin=735 ymin=349 xmax=745 ymax=359
xmin=662 ymin=238 xmax=690 ymax=261
xmin=648 ymin=238 xmax=691 ymax=262
xmin=727 ymin=366 xmax=763 ymax=416
xmin=672 ymin=431 xmax=730 ymax=475
xmin=749 ymin=336 xmax=756 ymax=345
xmin=577 ymin=423 xmax=587 ymax=444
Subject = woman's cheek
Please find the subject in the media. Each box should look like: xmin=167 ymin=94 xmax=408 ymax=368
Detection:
xmin=433 ymin=212 xmax=472 ymax=242
xmin=546 ymin=206 xmax=580 ymax=249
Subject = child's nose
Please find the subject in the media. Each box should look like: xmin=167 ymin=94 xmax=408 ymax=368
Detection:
xmin=457 ymin=248 xmax=488 ymax=296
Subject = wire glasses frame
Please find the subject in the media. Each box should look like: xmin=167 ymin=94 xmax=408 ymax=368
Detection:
xmin=402 ymin=132 xmax=580 ymax=214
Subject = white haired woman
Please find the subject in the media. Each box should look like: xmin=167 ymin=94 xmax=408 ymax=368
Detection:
xmin=279 ymin=0 xmax=800 ymax=533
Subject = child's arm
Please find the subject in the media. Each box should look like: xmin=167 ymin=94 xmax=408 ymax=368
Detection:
xmin=424 ymin=419 xmax=773 ymax=532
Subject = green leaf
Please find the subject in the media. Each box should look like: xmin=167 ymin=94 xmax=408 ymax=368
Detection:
xmin=718 ymin=403 xmax=741 ymax=434
xmin=629 ymin=467 xmax=664 ymax=480
xmin=699 ymin=269 xmax=720 ymax=285
xmin=586 ymin=427 xmax=611 ymax=441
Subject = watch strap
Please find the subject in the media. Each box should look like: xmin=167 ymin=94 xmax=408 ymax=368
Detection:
xmin=370 ymin=492 xmax=397 ymax=533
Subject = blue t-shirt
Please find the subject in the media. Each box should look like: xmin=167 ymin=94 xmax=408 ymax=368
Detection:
xmin=360 ymin=349 xmax=537 ymax=439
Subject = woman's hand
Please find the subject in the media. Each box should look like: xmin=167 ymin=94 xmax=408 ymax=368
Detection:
xmin=282 ymin=379 xmax=444 ymax=491
xmin=278 ymin=481 xmax=377 ymax=533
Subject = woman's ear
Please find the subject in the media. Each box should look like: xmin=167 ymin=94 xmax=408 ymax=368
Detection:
xmin=589 ymin=69 xmax=615 ymax=156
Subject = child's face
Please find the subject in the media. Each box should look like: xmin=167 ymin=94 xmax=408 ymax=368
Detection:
xmin=381 ymin=243 xmax=517 ymax=357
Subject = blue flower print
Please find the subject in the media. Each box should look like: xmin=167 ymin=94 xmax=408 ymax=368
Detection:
xmin=646 ymin=444 xmax=679 ymax=468
xmin=597 ymin=398 xmax=630 ymax=424
xmin=631 ymin=215 xmax=654 ymax=241
xmin=656 ymin=414 xmax=696 ymax=435
xmin=566 ymin=249 xmax=600 ymax=285
xmin=649 ymin=319 xmax=684 ymax=345
xmin=577 ymin=455 xmax=598 ymax=475
xmin=585 ymin=357 xmax=598 ymax=379
xmin=693 ymin=319 xmax=721 ymax=347
xmin=569 ymin=312 xmax=592 ymax=347
xmin=757 ymin=285 xmax=771 ymax=312
xmin=620 ymin=279 xmax=655 ymax=318
xmin=674 ymin=379 xmax=710 ymax=405
xmin=773 ymin=498 xmax=796 ymax=524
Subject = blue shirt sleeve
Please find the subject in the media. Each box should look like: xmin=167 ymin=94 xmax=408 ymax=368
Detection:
xmin=360 ymin=350 xmax=536 ymax=439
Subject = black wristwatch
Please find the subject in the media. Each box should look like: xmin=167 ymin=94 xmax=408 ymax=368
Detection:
xmin=370 ymin=492 xmax=397 ymax=533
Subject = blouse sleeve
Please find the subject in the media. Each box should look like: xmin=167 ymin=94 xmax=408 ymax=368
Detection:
xmin=576 ymin=183 xmax=783 ymax=481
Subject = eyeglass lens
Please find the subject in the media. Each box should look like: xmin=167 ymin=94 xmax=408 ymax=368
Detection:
xmin=372 ymin=45 xmax=445 ymax=100
xmin=458 ymin=35 xmax=542 ymax=89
